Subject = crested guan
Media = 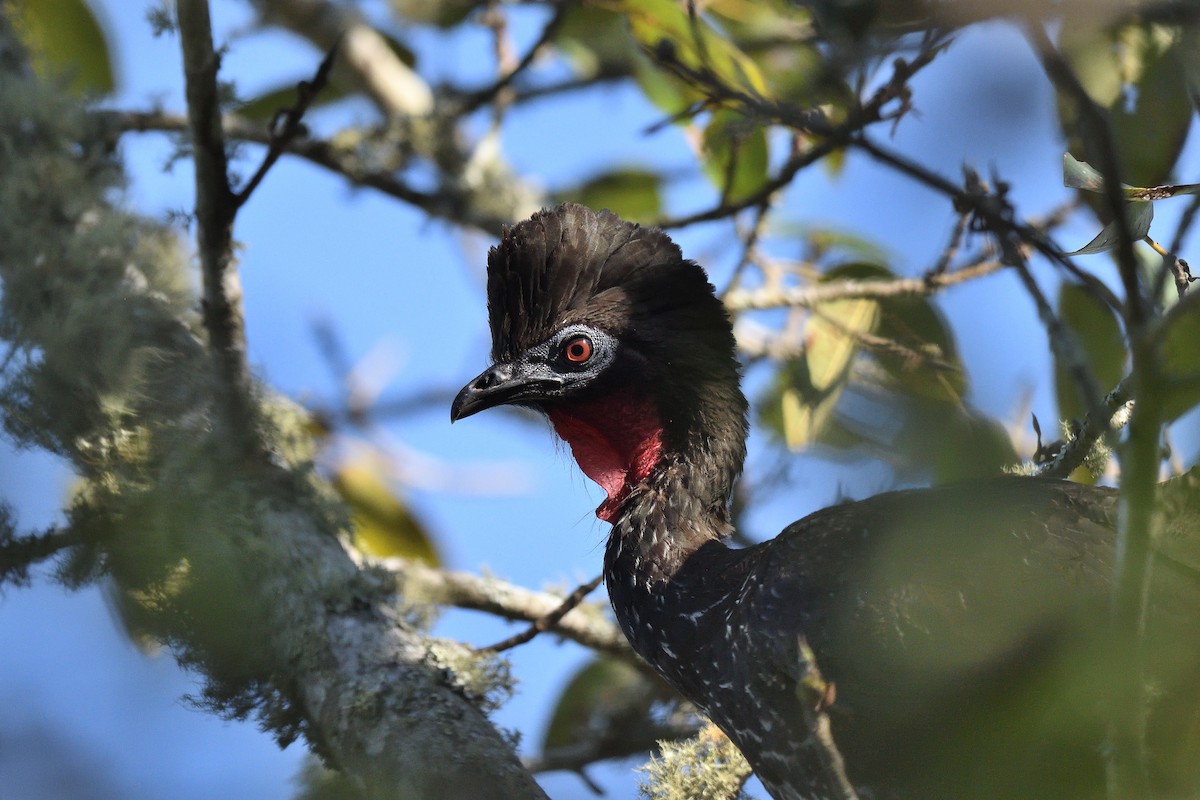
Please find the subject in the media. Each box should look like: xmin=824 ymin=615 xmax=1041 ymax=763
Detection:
xmin=451 ymin=203 xmax=1200 ymax=799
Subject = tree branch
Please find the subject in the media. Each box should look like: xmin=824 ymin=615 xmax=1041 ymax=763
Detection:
xmin=98 ymin=110 xmax=510 ymax=235
xmin=257 ymin=0 xmax=432 ymax=118
xmin=0 ymin=16 xmax=547 ymax=797
xmin=724 ymin=258 xmax=1004 ymax=311
xmin=1036 ymin=381 xmax=1133 ymax=479
xmin=0 ymin=524 xmax=81 ymax=586
xmin=389 ymin=559 xmax=632 ymax=661
xmin=177 ymin=0 xmax=260 ymax=460
xmin=479 ymin=573 xmax=605 ymax=653
xmin=459 ymin=1 xmax=568 ymax=114
xmin=234 ymin=42 xmax=339 ymax=209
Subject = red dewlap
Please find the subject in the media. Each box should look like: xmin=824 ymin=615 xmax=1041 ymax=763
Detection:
xmin=548 ymin=394 xmax=665 ymax=522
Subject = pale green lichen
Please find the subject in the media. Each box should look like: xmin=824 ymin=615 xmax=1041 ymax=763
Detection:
xmin=425 ymin=638 xmax=515 ymax=716
xmin=638 ymin=725 xmax=754 ymax=800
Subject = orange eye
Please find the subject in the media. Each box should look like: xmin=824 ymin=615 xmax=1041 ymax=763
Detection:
xmin=563 ymin=336 xmax=593 ymax=364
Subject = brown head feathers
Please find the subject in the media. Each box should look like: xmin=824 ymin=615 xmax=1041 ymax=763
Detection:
xmin=486 ymin=204 xmax=724 ymax=365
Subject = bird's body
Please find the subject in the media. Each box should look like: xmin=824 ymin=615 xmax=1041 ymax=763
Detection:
xmin=452 ymin=204 xmax=1200 ymax=799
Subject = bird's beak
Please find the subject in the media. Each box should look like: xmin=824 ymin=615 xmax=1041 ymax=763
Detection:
xmin=450 ymin=361 xmax=562 ymax=422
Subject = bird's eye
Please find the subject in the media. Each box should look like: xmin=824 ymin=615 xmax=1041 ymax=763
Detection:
xmin=562 ymin=335 xmax=593 ymax=364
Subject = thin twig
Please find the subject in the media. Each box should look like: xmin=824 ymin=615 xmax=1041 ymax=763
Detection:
xmin=478 ymin=574 xmax=604 ymax=653
xmin=386 ymin=560 xmax=631 ymax=661
xmin=178 ymin=0 xmax=262 ymax=461
xmin=657 ymin=33 xmax=949 ymax=230
xmin=234 ymin=42 xmax=339 ymax=209
xmin=259 ymin=0 xmax=433 ymax=118
xmin=460 ymin=1 xmax=567 ymax=113
xmin=929 ymin=209 xmax=971 ymax=276
xmin=796 ymin=638 xmax=861 ymax=800
xmin=851 ymin=136 xmax=1123 ymax=313
xmin=720 ymin=199 xmax=774 ymax=299
xmin=724 ymin=258 xmax=1004 ymax=311
xmin=99 ymin=110 xmax=509 ymax=235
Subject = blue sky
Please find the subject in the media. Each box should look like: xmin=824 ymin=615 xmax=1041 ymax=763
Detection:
xmin=2 ymin=3 xmax=1199 ymax=799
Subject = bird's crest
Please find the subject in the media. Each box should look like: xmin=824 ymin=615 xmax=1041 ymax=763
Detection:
xmin=486 ymin=203 xmax=704 ymax=361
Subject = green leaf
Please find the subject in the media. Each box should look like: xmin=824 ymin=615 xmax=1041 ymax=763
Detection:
xmin=12 ymin=0 xmax=115 ymax=96
xmin=762 ymin=264 xmax=881 ymax=450
xmin=238 ymin=82 xmax=346 ymax=124
xmin=700 ymin=109 xmax=768 ymax=203
xmin=1062 ymin=153 xmax=1106 ymax=193
xmin=239 ymin=33 xmax=415 ymax=123
xmin=877 ymin=297 xmax=965 ymax=403
xmin=542 ymin=657 xmax=660 ymax=752
xmin=1160 ymin=304 xmax=1200 ymax=422
xmin=1066 ymin=201 xmax=1154 ymax=256
xmin=1059 ymin=20 xmax=1193 ymax=188
xmin=555 ymin=3 xmax=636 ymax=80
xmin=332 ymin=459 xmax=441 ymax=566
xmin=929 ymin=411 xmax=1017 ymax=484
xmin=622 ymin=0 xmax=768 ymax=98
xmin=556 ymin=168 xmax=662 ymax=224
xmin=1054 ymin=284 xmax=1127 ymax=422
xmin=387 ymin=0 xmax=477 ymax=28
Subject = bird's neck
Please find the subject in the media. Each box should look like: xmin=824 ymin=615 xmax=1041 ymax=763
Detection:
xmin=548 ymin=386 xmax=745 ymax=586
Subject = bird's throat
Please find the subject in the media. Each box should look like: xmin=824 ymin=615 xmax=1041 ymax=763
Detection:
xmin=548 ymin=394 xmax=665 ymax=522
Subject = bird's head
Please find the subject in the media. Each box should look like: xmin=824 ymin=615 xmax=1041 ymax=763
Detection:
xmin=452 ymin=204 xmax=747 ymax=520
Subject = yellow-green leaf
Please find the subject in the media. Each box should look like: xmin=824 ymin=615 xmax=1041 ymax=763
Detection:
xmin=557 ymin=167 xmax=662 ymax=223
xmin=1059 ymin=20 xmax=1193 ymax=188
xmin=333 ymin=460 xmax=440 ymax=565
xmin=1066 ymin=201 xmax=1154 ymax=256
xmin=11 ymin=0 xmax=115 ymax=96
xmin=700 ymin=109 xmax=768 ymax=203
xmin=622 ymin=0 xmax=768 ymax=97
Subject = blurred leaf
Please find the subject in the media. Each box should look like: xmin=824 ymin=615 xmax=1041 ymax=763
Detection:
xmin=701 ymin=109 xmax=769 ymax=203
xmin=1160 ymin=304 xmax=1200 ymax=422
xmin=1066 ymin=201 xmax=1153 ymax=256
xmin=238 ymin=83 xmax=343 ymax=124
xmin=928 ymin=410 xmax=1016 ymax=484
xmin=557 ymin=168 xmax=663 ymax=223
xmin=707 ymin=0 xmax=831 ymax=101
xmin=623 ymin=0 xmax=768 ymax=98
xmin=1059 ymin=20 xmax=1193 ymax=188
xmin=875 ymin=295 xmax=965 ymax=403
xmin=631 ymin=41 xmax=698 ymax=116
xmin=11 ymin=0 xmax=115 ymax=96
xmin=764 ymin=264 xmax=882 ymax=450
xmin=1110 ymin=27 xmax=1194 ymax=190
xmin=542 ymin=656 xmax=660 ymax=752
xmin=1054 ymin=283 xmax=1127 ymax=422
xmin=239 ymin=33 xmax=415 ymax=123
xmin=555 ymin=3 xmax=635 ymax=79
xmin=387 ymin=0 xmax=478 ymax=28
xmin=332 ymin=460 xmax=440 ymax=565
xmin=1184 ymin=25 xmax=1200 ymax=113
